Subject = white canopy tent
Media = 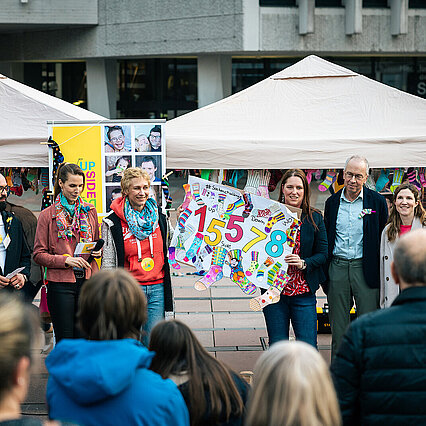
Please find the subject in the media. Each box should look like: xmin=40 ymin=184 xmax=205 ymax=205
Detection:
xmin=0 ymin=74 xmax=105 ymax=167
xmin=166 ymin=55 xmax=426 ymax=170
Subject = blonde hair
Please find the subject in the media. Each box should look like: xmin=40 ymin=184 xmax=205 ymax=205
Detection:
xmin=120 ymin=167 xmax=151 ymax=195
xmin=246 ymin=341 xmax=341 ymax=426
xmin=0 ymin=293 xmax=38 ymax=400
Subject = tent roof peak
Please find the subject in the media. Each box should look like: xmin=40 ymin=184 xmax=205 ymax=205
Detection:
xmin=270 ymin=55 xmax=358 ymax=80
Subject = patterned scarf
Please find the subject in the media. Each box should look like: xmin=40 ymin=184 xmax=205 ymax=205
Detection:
xmin=124 ymin=196 xmax=158 ymax=241
xmin=55 ymin=193 xmax=92 ymax=241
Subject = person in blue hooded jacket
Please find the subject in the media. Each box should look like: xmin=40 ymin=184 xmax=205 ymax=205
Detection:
xmin=45 ymin=268 xmax=189 ymax=426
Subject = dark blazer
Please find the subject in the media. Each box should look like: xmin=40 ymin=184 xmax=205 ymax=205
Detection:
xmin=1 ymin=210 xmax=31 ymax=281
xmin=299 ymin=210 xmax=328 ymax=294
xmin=324 ymin=187 xmax=388 ymax=290
xmin=106 ymin=208 xmax=173 ymax=312
xmin=331 ymin=286 xmax=426 ymax=425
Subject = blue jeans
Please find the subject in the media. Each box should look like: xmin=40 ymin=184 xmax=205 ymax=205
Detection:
xmin=262 ymin=292 xmax=317 ymax=348
xmin=140 ymin=282 xmax=165 ymax=347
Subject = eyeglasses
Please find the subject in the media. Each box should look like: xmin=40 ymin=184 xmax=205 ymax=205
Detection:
xmin=110 ymin=135 xmax=124 ymax=143
xmin=0 ymin=185 xmax=10 ymax=193
xmin=345 ymin=172 xmax=365 ymax=181
xmin=150 ymin=135 xmax=161 ymax=140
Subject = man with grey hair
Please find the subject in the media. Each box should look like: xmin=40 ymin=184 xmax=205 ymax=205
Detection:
xmin=324 ymin=155 xmax=388 ymax=356
xmin=331 ymin=229 xmax=426 ymax=424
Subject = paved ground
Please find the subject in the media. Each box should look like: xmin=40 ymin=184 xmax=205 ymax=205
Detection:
xmin=23 ymin=176 xmax=332 ymax=418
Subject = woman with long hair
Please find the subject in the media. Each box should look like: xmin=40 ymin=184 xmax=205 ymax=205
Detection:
xmin=246 ymin=341 xmax=341 ymax=426
xmin=102 ymin=167 xmax=172 ymax=345
xmin=263 ymin=169 xmax=328 ymax=347
xmin=33 ymin=163 xmax=100 ymax=342
xmin=149 ymin=320 xmax=249 ymax=426
xmin=380 ymin=183 xmax=426 ymax=308
xmin=45 ymin=269 xmax=189 ymax=426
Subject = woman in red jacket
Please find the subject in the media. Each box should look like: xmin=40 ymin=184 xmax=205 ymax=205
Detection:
xmin=33 ymin=163 xmax=100 ymax=342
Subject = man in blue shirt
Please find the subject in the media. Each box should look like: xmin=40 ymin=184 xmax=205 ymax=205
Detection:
xmin=324 ymin=156 xmax=388 ymax=356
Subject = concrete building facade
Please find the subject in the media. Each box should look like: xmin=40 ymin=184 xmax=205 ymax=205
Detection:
xmin=0 ymin=0 xmax=425 ymax=118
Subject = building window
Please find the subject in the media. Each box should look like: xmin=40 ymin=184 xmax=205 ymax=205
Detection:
xmin=316 ymin=0 xmax=342 ymax=6
xmin=409 ymin=0 xmax=426 ymax=8
xmin=259 ymin=0 xmax=296 ymax=6
xmin=363 ymin=0 xmax=388 ymax=7
xmin=118 ymin=59 xmax=197 ymax=119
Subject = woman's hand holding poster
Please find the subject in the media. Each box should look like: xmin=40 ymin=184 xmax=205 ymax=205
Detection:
xmin=169 ymin=177 xmax=300 ymax=311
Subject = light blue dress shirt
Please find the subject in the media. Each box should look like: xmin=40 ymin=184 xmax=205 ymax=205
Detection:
xmin=333 ymin=188 xmax=364 ymax=259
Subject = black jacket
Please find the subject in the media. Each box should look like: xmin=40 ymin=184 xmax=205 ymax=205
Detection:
xmin=324 ymin=187 xmax=388 ymax=290
xmin=331 ymin=286 xmax=426 ymax=426
xmin=105 ymin=208 xmax=173 ymax=312
xmin=299 ymin=210 xmax=328 ymax=293
xmin=1 ymin=210 xmax=31 ymax=282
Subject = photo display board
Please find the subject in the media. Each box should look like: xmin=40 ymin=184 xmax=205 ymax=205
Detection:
xmin=49 ymin=120 xmax=166 ymax=216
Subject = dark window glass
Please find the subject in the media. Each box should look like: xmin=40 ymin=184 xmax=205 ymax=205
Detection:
xmin=363 ymin=0 xmax=388 ymax=7
xmin=316 ymin=0 xmax=342 ymax=6
xmin=259 ymin=0 xmax=296 ymax=6
xmin=409 ymin=0 xmax=426 ymax=8
xmin=62 ymin=62 xmax=87 ymax=108
xmin=118 ymin=59 xmax=197 ymax=119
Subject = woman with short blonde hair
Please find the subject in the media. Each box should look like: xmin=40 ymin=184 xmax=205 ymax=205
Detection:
xmin=246 ymin=341 xmax=341 ymax=426
xmin=102 ymin=167 xmax=172 ymax=345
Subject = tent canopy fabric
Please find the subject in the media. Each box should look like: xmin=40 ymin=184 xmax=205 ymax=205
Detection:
xmin=0 ymin=74 xmax=105 ymax=167
xmin=166 ymin=55 xmax=426 ymax=169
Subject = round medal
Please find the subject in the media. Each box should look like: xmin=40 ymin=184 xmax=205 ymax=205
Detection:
xmin=141 ymin=257 xmax=154 ymax=271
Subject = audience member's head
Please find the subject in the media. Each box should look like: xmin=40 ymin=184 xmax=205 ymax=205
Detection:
xmin=78 ymin=269 xmax=147 ymax=340
xmin=392 ymin=229 xmax=426 ymax=290
xmin=246 ymin=341 xmax=341 ymax=426
xmin=149 ymin=320 xmax=245 ymax=425
xmin=0 ymin=293 xmax=39 ymax=420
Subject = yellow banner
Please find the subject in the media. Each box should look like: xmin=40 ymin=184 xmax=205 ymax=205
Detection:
xmin=52 ymin=126 xmax=103 ymax=211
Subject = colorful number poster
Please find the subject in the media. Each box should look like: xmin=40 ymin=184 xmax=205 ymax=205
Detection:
xmin=50 ymin=120 xmax=166 ymax=216
xmin=169 ymin=176 xmax=301 ymax=311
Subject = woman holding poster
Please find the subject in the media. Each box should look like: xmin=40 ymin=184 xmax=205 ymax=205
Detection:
xmin=33 ymin=163 xmax=100 ymax=342
xmin=262 ymin=169 xmax=328 ymax=348
xmin=101 ymin=168 xmax=172 ymax=346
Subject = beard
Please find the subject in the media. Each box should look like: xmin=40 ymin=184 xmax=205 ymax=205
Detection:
xmin=0 ymin=201 xmax=6 ymax=212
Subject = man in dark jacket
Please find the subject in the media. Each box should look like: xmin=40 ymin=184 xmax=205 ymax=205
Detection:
xmin=324 ymin=156 xmax=388 ymax=356
xmin=0 ymin=174 xmax=31 ymax=292
xmin=331 ymin=229 xmax=426 ymax=426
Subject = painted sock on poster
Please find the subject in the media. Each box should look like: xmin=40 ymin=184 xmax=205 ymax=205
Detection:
xmin=318 ymin=170 xmax=337 ymax=192
xmin=265 ymin=212 xmax=285 ymax=233
xmin=181 ymin=184 xmax=192 ymax=210
xmin=168 ymin=247 xmax=181 ymax=270
xmin=194 ymin=246 xmax=227 ymax=291
xmin=242 ymin=192 xmax=254 ymax=218
xmin=250 ymin=286 xmax=281 ymax=311
xmin=192 ymin=256 xmax=206 ymax=274
xmin=246 ymin=251 xmax=259 ymax=276
xmin=217 ymin=193 xmax=226 ymax=214
xmin=267 ymin=262 xmax=282 ymax=286
xmin=183 ymin=232 xmax=204 ymax=262
xmin=198 ymin=244 xmax=213 ymax=261
xmin=192 ymin=183 xmax=205 ymax=206
xmin=223 ymin=197 xmax=245 ymax=219
xmin=178 ymin=208 xmax=192 ymax=231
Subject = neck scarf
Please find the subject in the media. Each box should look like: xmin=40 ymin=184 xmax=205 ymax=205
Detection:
xmin=124 ymin=196 xmax=158 ymax=241
xmin=55 ymin=193 xmax=92 ymax=241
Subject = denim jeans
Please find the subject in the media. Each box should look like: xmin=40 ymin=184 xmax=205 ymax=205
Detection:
xmin=262 ymin=292 xmax=317 ymax=348
xmin=140 ymin=282 xmax=165 ymax=347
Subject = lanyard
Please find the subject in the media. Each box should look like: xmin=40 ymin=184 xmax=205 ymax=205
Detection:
xmin=137 ymin=234 xmax=153 ymax=262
